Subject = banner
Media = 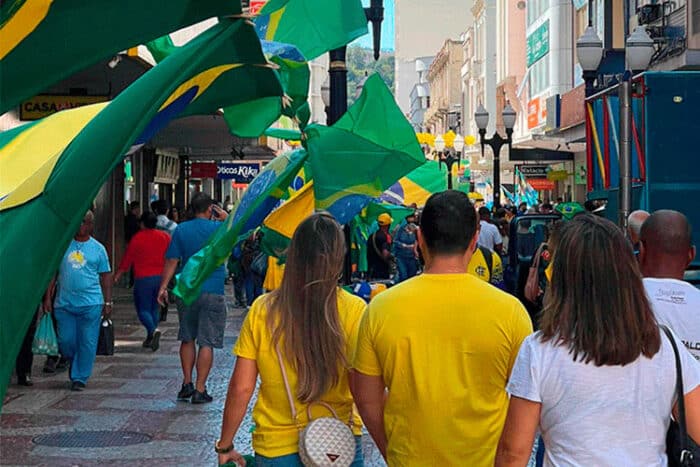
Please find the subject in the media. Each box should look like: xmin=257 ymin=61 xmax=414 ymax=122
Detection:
xmin=217 ymin=162 xmax=261 ymax=183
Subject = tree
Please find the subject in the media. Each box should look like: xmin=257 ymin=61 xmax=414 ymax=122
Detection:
xmin=346 ymin=46 xmax=395 ymax=105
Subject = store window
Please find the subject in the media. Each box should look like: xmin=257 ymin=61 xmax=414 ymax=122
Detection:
xmin=527 ymin=0 xmax=548 ymax=26
xmin=529 ymin=55 xmax=550 ymax=97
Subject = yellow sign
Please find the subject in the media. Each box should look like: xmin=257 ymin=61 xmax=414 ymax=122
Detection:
xmin=20 ymin=95 xmax=109 ymax=121
xmin=547 ymin=170 xmax=570 ymax=181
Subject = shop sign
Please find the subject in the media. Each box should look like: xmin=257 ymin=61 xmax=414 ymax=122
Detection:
xmin=527 ymin=20 xmax=549 ymax=67
xmin=217 ymin=162 xmax=261 ymax=183
xmin=190 ymin=162 xmax=217 ymax=179
xmin=547 ymin=170 xmax=570 ymax=181
xmin=527 ymin=96 xmax=548 ymax=129
xmin=154 ymin=153 xmax=180 ymax=184
xmin=517 ymin=165 xmax=549 ymax=178
xmin=560 ymin=85 xmax=586 ymax=129
xmin=20 ymin=94 xmax=109 ymax=120
xmin=528 ymin=178 xmax=556 ymax=191
xmin=575 ymin=164 xmax=587 ymax=185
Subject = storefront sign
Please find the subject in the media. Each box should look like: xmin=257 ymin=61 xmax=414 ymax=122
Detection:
xmin=528 ymin=178 xmax=556 ymax=191
xmin=154 ymin=153 xmax=180 ymax=184
xmin=249 ymin=0 xmax=267 ymax=14
xmin=517 ymin=165 xmax=550 ymax=178
xmin=559 ymin=84 xmax=586 ymax=129
xmin=216 ymin=162 xmax=261 ymax=183
xmin=20 ymin=94 xmax=109 ymax=120
xmin=190 ymin=162 xmax=217 ymax=179
xmin=527 ymin=20 xmax=550 ymax=67
xmin=547 ymin=170 xmax=570 ymax=181
xmin=527 ymin=96 xmax=548 ymax=129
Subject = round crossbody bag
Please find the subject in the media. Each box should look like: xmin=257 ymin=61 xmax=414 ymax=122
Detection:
xmin=276 ymin=346 xmax=356 ymax=467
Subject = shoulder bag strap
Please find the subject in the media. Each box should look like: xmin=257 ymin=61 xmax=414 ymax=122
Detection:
xmin=531 ymin=243 xmax=547 ymax=270
xmin=276 ymin=345 xmax=301 ymax=428
xmin=660 ymin=325 xmax=692 ymax=464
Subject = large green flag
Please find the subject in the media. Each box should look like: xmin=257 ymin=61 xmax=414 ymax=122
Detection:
xmin=380 ymin=161 xmax=448 ymax=207
xmin=174 ymin=149 xmax=308 ymax=304
xmin=0 ymin=0 xmax=242 ymax=114
xmin=255 ymin=0 xmax=368 ymax=60
xmin=304 ymin=74 xmax=425 ymax=224
xmin=0 ymin=18 xmax=282 ymax=407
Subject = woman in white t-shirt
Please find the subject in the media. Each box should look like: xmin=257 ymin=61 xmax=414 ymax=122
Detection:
xmin=495 ymin=214 xmax=700 ymax=467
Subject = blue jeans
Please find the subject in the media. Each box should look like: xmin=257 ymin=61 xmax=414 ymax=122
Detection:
xmin=133 ymin=275 xmax=161 ymax=335
xmin=396 ymin=256 xmax=419 ymax=283
xmin=245 ymin=273 xmax=263 ymax=306
xmin=255 ymin=435 xmax=364 ymax=467
xmin=54 ymin=305 xmax=102 ymax=384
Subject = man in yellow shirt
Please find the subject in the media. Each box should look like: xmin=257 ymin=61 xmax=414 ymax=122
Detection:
xmin=352 ymin=190 xmax=532 ymax=466
xmin=468 ymin=244 xmax=504 ymax=288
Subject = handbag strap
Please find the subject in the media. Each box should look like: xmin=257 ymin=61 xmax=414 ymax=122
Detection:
xmin=275 ymin=344 xmax=355 ymax=430
xmin=660 ymin=325 xmax=693 ymax=464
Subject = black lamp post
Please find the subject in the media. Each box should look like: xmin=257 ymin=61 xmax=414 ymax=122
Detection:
xmin=475 ymin=103 xmax=516 ymax=209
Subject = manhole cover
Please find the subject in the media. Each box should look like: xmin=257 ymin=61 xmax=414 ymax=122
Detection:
xmin=33 ymin=430 xmax=152 ymax=448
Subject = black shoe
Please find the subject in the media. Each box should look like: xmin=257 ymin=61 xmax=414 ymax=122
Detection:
xmin=17 ymin=375 xmax=33 ymax=386
xmin=56 ymin=357 xmax=69 ymax=372
xmin=70 ymin=381 xmax=86 ymax=391
xmin=191 ymin=389 xmax=213 ymax=404
xmin=142 ymin=336 xmax=153 ymax=348
xmin=177 ymin=383 xmax=195 ymax=401
xmin=150 ymin=330 xmax=161 ymax=352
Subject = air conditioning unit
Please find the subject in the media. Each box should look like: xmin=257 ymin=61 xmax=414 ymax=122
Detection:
xmin=638 ymin=2 xmax=662 ymax=25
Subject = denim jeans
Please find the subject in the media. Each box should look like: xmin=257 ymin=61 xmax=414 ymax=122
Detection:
xmin=255 ymin=435 xmax=364 ymax=467
xmin=54 ymin=305 xmax=102 ymax=384
xmin=245 ymin=273 xmax=263 ymax=306
xmin=396 ymin=256 xmax=419 ymax=283
xmin=133 ymin=275 xmax=161 ymax=335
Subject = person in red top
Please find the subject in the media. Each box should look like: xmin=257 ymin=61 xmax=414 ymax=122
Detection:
xmin=114 ymin=211 xmax=170 ymax=351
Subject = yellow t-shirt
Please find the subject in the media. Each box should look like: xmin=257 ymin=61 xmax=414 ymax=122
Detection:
xmin=467 ymin=247 xmax=503 ymax=285
xmin=353 ymin=273 xmax=532 ymax=466
xmin=233 ymin=288 xmax=366 ymax=457
xmin=262 ymin=256 xmax=285 ymax=291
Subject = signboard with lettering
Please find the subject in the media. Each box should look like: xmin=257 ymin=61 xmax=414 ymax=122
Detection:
xmin=190 ymin=162 xmax=217 ymax=179
xmin=527 ymin=96 xmax=548 ymax=129
xmin=217 ymin=162 xmax=261 ymax=183
xmin=20 ymin=94 xmax=109 ymax=120
xmin=249 ymin=0 xmax=267 ymax=14
xmin=528 ymin=178 xmax=556 ymax=191
xmin=154 ymin=153 xmax=180 ymax=184
xmin=517 ymin=165 xmax=550 ymax=178
xmin=527 ymin=20 xmax=550 ymax=67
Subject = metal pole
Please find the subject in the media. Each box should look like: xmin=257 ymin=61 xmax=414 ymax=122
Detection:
xmin=328 ymin=47 xmax=348 ymax=125
xmin=619 ymin=75 xmax=633 ymax=230
xmin=493 ymin=140 xmax=502 ymax=209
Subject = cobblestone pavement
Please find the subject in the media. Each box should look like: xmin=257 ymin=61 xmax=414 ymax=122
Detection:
xmin=0 ymin=285 xmax=386 ymax=466
xmin=1 ymin=285 xmax=536 ymax=466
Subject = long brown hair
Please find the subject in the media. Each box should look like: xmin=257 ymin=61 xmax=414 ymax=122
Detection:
xmin=267 ymin=212 xmax=346 ymax=403
xmin=540 ymin=214 xmax=660 ymax=366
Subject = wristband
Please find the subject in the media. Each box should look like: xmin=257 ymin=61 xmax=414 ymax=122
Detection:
xmin=104 ymin=302 xmax=113 ymax=306
xmin=214 ymin=440 xmax=234 ymax=454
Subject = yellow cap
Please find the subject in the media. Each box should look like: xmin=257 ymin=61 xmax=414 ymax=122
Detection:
xmin=377 ymin=213 xmax=393 ymax=226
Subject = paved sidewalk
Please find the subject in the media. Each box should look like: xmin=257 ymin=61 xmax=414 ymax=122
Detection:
xmin=0 ymin=286 xmax=386 ymax=466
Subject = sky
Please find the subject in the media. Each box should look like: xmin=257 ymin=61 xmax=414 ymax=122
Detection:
xmin=351 ymin=0 xmax=395 ymax=51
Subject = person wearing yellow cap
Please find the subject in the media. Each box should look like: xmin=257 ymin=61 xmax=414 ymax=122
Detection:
xmin=367 ymin=213 xmax=394 ymax=280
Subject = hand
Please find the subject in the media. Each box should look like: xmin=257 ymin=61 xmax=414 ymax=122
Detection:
xmin=113 ymin=272 xmax=123 ymax=284
xmin=157 ymin=287 xmax=169 ymax=306
xmin=212 ymin=205 xmax=228 ymax=221
xmin=218 ymin=449 xmax=245 ymax=466
xmin=103 ymin=303 xmax=112 ymax=316
xmin=42 ymin=298 xmax=53 ymax=313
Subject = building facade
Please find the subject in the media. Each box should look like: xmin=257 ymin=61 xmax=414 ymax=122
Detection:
xmin=424 ymin=40 xmax=463 ymax=135
xmin=408 ymin=56 xmax=434 ymax=131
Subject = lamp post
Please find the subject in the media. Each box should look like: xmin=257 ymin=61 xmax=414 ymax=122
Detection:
xmin=475 ymin=102 xmax=516 ymax=209
xmin=576 ymin=24 xmax=604 ymax=98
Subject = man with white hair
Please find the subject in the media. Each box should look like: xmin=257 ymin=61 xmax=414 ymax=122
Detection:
xmin=628 ymin=210 xmax=650 ymax=255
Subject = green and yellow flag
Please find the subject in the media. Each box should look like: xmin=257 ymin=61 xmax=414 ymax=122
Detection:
xmin=254 ymin=0 xmax=368 ymax=60
xmin=0 ymin=18 xmax=282 ymax=406
xmin=0 ymin=0 xmax=242 ymax=114
xmin=380 ymin=161 xmax=448 ymax=207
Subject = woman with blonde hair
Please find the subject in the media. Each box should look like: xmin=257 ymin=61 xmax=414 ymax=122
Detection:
xmin=496 ymin=214 xmax=700 ymax=466
xmin=217 ymin=213 xmax=366 ymax=466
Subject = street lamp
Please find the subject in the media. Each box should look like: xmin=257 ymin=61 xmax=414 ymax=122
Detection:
xmin=626 ymin=26 xmax=655 ymax=73
xmin=475 ymin=102 xmax=515 ymax=209
xmin=576 ymin=25 xmax=604 ymax=97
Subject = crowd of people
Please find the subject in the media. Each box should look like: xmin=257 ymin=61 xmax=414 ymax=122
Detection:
xmin=15 ymin=186 xmax=700 ymax=466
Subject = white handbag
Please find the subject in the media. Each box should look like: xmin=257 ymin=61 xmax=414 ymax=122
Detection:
xmin=276 ymin=346 xmax=356 ymax=467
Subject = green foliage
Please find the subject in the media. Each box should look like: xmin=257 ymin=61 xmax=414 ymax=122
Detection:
xmin=346 ymin=46 xmax=395 ymax=105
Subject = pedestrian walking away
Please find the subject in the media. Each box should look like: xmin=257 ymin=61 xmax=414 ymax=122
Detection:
xmin=43 ymin=211 xmax=112 ymax=392
xmin=114 ymin=210 xmax=170 ymax=351
xmin=158 ymin=193 xmax=228 ymax=404
xmin=352 ymin=190 xmax=532 ymax=466
xmin=217 ymin=213 xmax=366 ymax=466
xmin=496 ymin=214 xmax=700 ymax=466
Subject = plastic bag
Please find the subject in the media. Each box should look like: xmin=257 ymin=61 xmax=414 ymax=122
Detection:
xmin=32 ymin=313 xmax=59 ymax=356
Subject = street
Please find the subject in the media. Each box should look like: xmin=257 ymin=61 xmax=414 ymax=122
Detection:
xmin=0 ymin=285 xmax=387 ymax=466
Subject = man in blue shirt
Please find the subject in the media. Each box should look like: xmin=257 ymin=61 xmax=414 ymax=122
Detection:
xmin=43 ymin=211 xmax=112 ymax=391
xmin=158 ymin=193 xmax=228 ymax=404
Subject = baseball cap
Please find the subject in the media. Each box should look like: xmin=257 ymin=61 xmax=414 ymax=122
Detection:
xmin=377 ymin=213 xmax=393 ymax=226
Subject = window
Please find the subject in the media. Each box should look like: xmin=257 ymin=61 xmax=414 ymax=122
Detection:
xmin=527 ymin=0 xmax=548 ymax=26
xmin=529 ymin=55 xmax=550 ymax=97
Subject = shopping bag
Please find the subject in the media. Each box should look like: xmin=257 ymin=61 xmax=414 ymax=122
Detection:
xmin=32 ymin=313 xmax=59 ymax=356
xmin=96 ymin=317 xmax=114 ymax=356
